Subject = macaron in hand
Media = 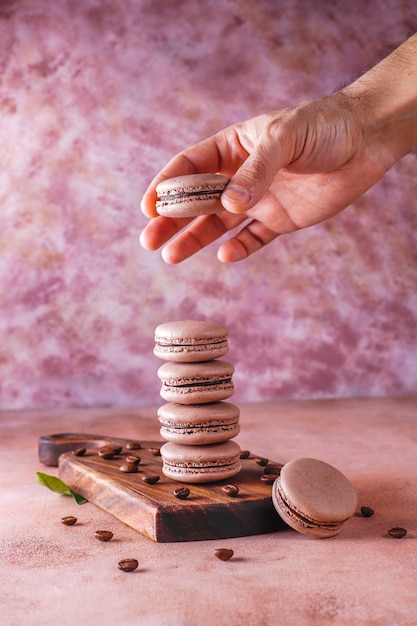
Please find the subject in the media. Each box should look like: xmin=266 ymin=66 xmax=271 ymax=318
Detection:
xmin=271 ymin=458 xmax=357 ymax=538
xmin=154 ymin=320 xmax=229 ymax=363
xmin=155 ymin=173 xmax=230 ymax=218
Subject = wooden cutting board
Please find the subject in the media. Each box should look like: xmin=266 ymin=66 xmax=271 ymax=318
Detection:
xmin=39 ymin=433 xmax=286 ymax=543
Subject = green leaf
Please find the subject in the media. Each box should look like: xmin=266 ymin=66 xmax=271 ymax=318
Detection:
xmin=36 ymin=472 xmax=88 ymax=505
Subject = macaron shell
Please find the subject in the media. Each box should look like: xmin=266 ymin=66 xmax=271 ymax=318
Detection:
xmin=272 ymin=458 xmax=357 ymax=538
xmin=158 ymin=360 xmax=234 ymax=404
xmin=154 ymin=320 xmax=228 ymax=363
xmin=155 ymin=173 xmax=229 ymax=218
xmin=157 ymin=401 xmax=240 ymax=444
xmin=160 ymin=440 xmax=241 ymax=484
xmin=272 ymin=485 xmax=345 ymax=538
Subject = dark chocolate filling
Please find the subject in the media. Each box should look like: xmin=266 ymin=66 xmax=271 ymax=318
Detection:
xmin=166 ymin=378 xmax=232 ymax=388
xmin=158 ymin=188 xmax=224 ymax=201
xmin=161 ymin=422 xmax=236 ymax=430
xmin=156 ymin=340 xmax=225 ymax=347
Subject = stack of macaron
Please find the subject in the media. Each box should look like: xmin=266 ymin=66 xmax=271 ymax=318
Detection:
xmin=154 ymin=320 xmax=241 ymax=484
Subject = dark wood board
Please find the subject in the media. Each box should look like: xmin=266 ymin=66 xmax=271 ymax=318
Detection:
xmin=39 ymin=433 xmax=286 ymax=543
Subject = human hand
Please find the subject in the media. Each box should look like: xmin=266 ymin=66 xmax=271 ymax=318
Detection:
xmin=139 ymin=89 xmax=404 ymax=263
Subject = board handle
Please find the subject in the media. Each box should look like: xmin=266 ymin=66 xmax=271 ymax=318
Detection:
xmin=38 ymin=433 xmax=142 ymax=466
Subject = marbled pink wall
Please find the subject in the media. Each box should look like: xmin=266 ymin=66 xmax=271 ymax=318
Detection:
xmin=1 ymin=0 xmax=416 ymax=410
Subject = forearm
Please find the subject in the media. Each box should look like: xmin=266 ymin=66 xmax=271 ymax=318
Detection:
xmin=340 ymin=33 xmax=417 ymax=158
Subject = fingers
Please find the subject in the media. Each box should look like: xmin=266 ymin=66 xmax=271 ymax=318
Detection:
xmin=217 ymin=220 xmax=280 ymax=263
xmin=142 ymin=208 xmax=279 ymax=265
xmin=139 ymin=215 xmax=194 ymax=251
xmin=159 ymin=211 xmax=247 ymax=264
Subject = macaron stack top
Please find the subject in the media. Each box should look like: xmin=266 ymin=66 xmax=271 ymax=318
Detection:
xmin=154 ymin=320 xmax=241 ymax=483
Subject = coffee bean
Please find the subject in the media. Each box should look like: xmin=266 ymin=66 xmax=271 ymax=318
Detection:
xmin=222 ymin=484 xmax=239 ymax=498
xmin=239 ymin=450 xmax=250 ymax=459
xmin=388 ymin=527 xmax=407 ymax=539
xmin=118 ymin=558 xmax=139 ymax=572
xmin=264 ymin=464 xmax=283 ymax=475
xmin=214 ymin=548 xmax=234 ymax=561
xmin=173 ymin=487 xmax=190 ymax=500
xmin=95 ymin=530 xmax=113 ymax=542
xmin=255 ymin=457 xmax=269 ymax=467
xmin=98 ymin=447 xmax=117 ymax=459
xmin=119 ymin=462 xmax=139 ymax=473
xmin=142 ymin=474 xmax=160 ymax=484
xmin=148 ymin=447 xmax=161 ymax=456
xmin=73 ymin=447 xmax=86 ymax=457
xmin=360 ymin=506 xmax=375 ymax=518
xmin=260 ymin=473 xmax=279 ymax=485
xmin=61 ymin=516 xmax=77 ymax=526
xmin=126 ymin=441 xmax=142 ymax=450
xmin=126 ymin=455 xmax=141 ymax=465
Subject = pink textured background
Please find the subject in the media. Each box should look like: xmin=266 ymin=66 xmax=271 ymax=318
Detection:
xmin=1 ymin=0 xmax=416 ymax=410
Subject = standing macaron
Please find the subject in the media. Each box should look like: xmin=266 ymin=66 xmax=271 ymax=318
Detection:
xmin=158 ymin=360 xmax=234 ymax=404
xmin=158 ymin=401 xmax=240 ymax=445
xmin=160 ymin=440 xmax=241 ymax=483
xmin=271 ymin=458 xmax=358 ymax=538
xmin=154 ymin=320 xmax=229 ymax=363
xmin=155 ymin=173 xmax=230 ymax=218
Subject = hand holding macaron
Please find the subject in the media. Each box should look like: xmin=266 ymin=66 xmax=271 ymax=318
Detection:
xmin=140 ymin=34 xmax=417 ymax=263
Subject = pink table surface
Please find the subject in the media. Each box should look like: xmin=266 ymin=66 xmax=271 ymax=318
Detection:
xmin=1 ymin=397 xmax=417 ymax=626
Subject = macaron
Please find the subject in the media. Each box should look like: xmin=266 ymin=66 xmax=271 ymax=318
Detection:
xmin=160 ymin=440 xmax=241 ymax=483
xmin=154 ymin=320 xmax=228 ymax=363
xmin=271 ymin=458 xmax=357 ymax=538
xmin=158 ymin=401 xmax=240 ymax=445
xmin=155 ymin=173 xmax=230 ymax=218
xmin=158 ymin=360 xmax=234 ymax=404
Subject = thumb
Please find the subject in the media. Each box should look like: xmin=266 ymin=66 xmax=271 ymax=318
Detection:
xmin=221 ymin=135 xmax=290 ymax=214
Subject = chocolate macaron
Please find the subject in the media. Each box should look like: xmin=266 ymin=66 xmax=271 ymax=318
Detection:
xmin=154 ymin=320 xmax=228 ymax=363
xmin=271 ymin=458 xmax=357 ymax=538
xmin=160 ymin=440 xmax=241 ymax=483
xmin=158 ymin=360 xmax=234 ymax=404
xmin=158 ymin=401 xmax=240 ymax=445
xmin=155 ymin=173 xmax=229 ymax=218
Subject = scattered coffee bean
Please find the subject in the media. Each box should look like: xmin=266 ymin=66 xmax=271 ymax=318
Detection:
xmin=239 ymin=450 xmax=250 ymax=459
xmin=388 ymin=527 xmax=407 ymax=539
xmin=255 ymin=457 xmax=269 ymax=466
xmin=126 ymin=455 xmax=141 ymax=465
xmin=222 ymin=484 xmax=239 ymax=498
xmin=73 ymin=447 xmax=86 ymax=457
xmin=148 ymin=447 xmax=161 ymax=456
xmin=214 ymin=548 xmax=234 ymax=561
xmin=360 ymin=506 xmax=375 ymax=518
xmin=95 ymin=530 xmax=113 ymax=542
xmin=118 ymin=558 xmax=139 ymax=572
xmin=119 ymin=462 xmax=138 ymax=473
xmin=264 ymin=464 xmax=283 ymax=475
xmin=98 ymin=447 xmax=117 ymax=459
xmin=260 ymin=473 xmax=279 ymax=485
xmin=126 ymin=441 xmax=142 ymax=450
xmin=173 ymin=487 xmax=190 ymax=500
xmin=142 ymin=474 xmax=160 ymax=484
xmin=61 ymin=516 xmax=77 ymax=526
